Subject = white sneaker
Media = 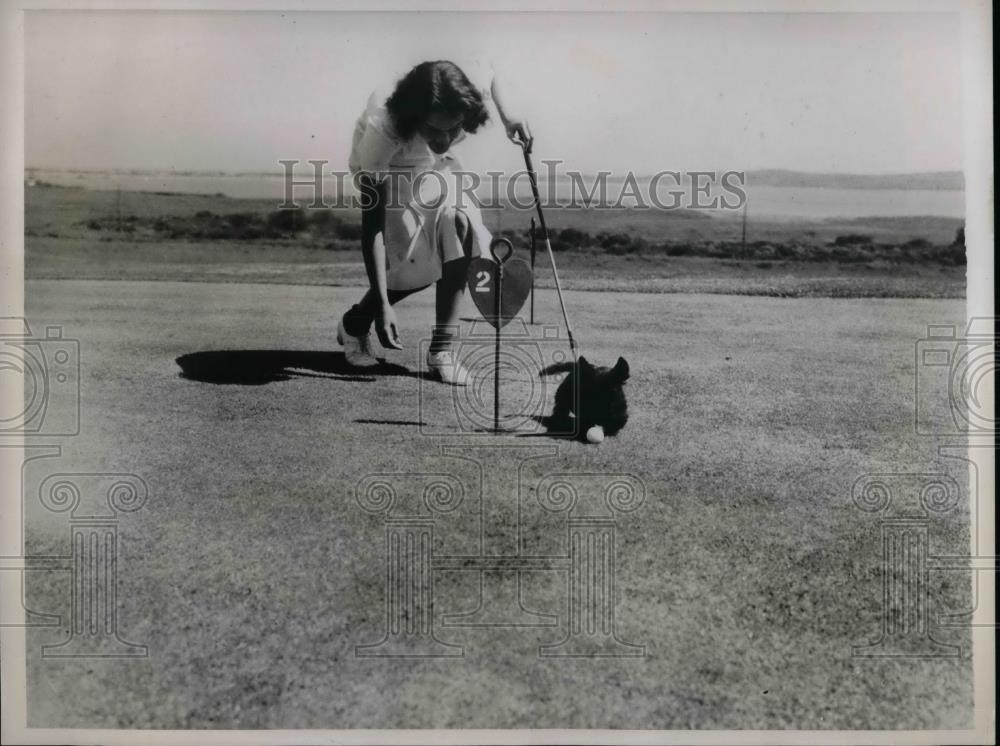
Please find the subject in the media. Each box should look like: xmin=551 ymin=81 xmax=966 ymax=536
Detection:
xmin=426 ymin=349 xmax=470 ymax=386
xmin=337 ymin=317 xmax=378 ymax=368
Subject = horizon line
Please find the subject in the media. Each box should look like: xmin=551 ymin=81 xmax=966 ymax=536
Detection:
xmin=24 ymin=165 xmax=966 ymax=179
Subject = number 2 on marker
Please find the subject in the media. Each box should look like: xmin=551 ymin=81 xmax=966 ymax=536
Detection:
xmin=475 ymin=271 xmax=490 ymax=292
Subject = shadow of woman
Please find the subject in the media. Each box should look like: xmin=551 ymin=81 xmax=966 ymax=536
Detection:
xmin=176 ymin=350 xmax=420 ymax=385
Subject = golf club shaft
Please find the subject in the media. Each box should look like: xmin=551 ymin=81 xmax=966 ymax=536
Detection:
xmin=529 ymin=217 xmax=535 ymax=324
xmin=521 ymin=146 xmax=578 ymax=359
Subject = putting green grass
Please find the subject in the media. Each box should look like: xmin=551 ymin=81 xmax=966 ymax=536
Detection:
xmin=22 ymin=278 xmax=972 ymax=729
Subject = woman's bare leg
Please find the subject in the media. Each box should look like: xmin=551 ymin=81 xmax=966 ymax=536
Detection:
xmin=341 ymin=209 xmax=473 ymax=350
xmin=430 ymin=209 xmax=474 ymax=354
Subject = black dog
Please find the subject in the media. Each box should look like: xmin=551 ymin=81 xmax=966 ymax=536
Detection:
xmin=539 ymin=356 xmax=630 ymax=441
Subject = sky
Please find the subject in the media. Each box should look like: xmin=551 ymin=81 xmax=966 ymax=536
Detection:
xmin=25 ymin=10 xmax=963 ymax=176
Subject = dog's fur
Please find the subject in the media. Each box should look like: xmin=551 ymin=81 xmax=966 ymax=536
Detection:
xmin=539 ymin=356 xmax=630 ymax=440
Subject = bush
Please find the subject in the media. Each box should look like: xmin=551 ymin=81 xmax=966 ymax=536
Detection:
xmin=493 ymin=228 xmax=527 ymax=250
xmin=334 ymin=222 xmax=362 ymax=241
xmin=557 ymin=227 xmax=590 ymax=249
xmin=323 ymin=239 xmax=357 ymax=251
xmin=266 ymin=208 xmax=307 ymax=234
xmin=598 ymin=231 xmax=644 ymax=254
xmin=833 ymin=234 xmax=873 ymax=247
xmin=941 ymin=242 xmax=967 ymax=266
xmin=226 ymin=212 xmax=256 ymax=230
xmin=713 ymin=241 xmax=742 ymax=258
xmin=306 ymin=209 xmax=340 ymax=231
xmin=806 ymin=246 xmax=832 ymax=262
xmin=598 ymin=231 xmax=628 ymax=249
xmin=831 ymin=246 xmax=869 ymax=263
xmin=221 ymin=212 xmax=266 ymax=240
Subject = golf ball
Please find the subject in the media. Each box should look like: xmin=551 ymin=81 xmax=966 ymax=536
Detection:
xmin=586 ymin=426 xmax=605 ymax=444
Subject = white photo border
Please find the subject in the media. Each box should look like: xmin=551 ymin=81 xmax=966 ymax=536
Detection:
xmin=1 ymin=1 xmax=993 ymax=744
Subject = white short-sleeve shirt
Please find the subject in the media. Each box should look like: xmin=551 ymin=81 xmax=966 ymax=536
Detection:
xmin=348 ymin=60 xmax=494 ymax=177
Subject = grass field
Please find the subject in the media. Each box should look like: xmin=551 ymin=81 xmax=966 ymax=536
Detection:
xmin=21 ymin=280 xmax=974 ymax=730
xmin=19 ymin=184 xmax=974 ymax=730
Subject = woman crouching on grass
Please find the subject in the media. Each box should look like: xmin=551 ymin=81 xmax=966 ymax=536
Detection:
xmin=337 ymin=60 xmax=531 ymax=384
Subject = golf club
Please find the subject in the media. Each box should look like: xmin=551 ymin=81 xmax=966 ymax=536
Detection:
xmin=517 ymin=138 xmax=579 ymax=360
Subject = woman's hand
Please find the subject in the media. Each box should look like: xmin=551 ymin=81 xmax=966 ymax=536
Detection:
xmin=489 ymin=67 xmax=532 ymax=150
xmin=504 ymin=118 xmax=533 ymax=151
xmin=376 ymin=303 xmax=403 ymax=350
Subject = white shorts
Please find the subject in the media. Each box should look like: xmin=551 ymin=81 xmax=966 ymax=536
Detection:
xmin=382 ymin=156 xmax=492 ymax=291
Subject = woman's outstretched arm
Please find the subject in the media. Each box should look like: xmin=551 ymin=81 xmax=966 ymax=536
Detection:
xmin=488 ymin=65 xmax=533 ymax=149
xmin=359 ymin=174 xmax=402 ymax=349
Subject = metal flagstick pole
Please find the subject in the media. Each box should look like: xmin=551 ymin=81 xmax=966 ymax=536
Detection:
xmin=493 ymin=248 xmax=504 ymax=432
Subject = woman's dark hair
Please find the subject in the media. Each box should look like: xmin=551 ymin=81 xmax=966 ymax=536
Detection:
xmin=385 ymin=60 xmax=490 ymax=141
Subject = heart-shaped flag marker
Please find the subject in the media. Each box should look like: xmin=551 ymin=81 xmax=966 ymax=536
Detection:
xmin=467 ymin=240 xmax=533 ymax=329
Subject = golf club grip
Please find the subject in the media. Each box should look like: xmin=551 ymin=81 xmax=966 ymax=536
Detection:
xmin=522 ymin=149 xmax=550 ymax=238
